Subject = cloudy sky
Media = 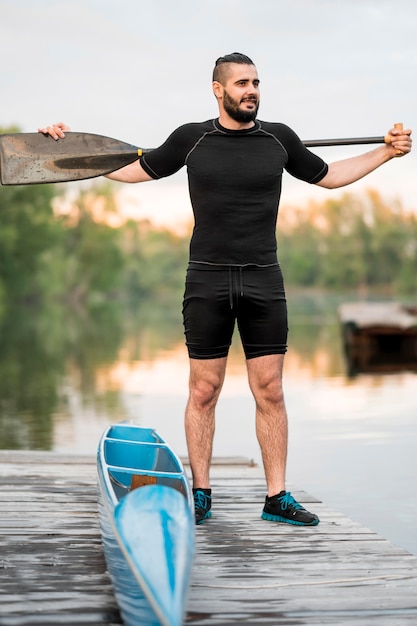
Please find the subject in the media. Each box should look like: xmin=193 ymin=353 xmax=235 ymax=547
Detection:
xmin=1 ymin=0 xmax=416 ymax=229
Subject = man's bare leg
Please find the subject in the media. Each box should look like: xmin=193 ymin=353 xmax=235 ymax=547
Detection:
xmin=185 ymin=357 xmax=228 ymax=489
xmin=247 ymin=353 xmax=319 ymax=525
xmin=246 ymin=354 xmax=287 ymax=496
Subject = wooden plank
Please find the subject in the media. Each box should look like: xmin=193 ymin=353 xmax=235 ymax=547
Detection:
xmin=0 ymin=452 xmax=417 ymax=625
xmin=187 ymin=472 xmax=417 ymax=625
xmin=0 ymin=452 xmax=118 ymax=626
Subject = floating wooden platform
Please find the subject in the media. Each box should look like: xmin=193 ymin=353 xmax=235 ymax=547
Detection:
xmin=1 ymin=451 xmax=417 ymax=625
xmin=339 ymin=302 xmax=417 ymax=375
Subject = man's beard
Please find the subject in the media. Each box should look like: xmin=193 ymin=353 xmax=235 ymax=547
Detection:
xmin=223 ymin=89 xmax=259 ymax=123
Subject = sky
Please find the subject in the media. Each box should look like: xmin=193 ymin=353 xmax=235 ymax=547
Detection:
xmin=1 ymin=0 xmax=416 ymax=230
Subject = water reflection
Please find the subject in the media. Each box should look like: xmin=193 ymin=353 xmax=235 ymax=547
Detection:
xmin=0 ymin=291 xmax=414 ymax=451
xmin=0 ymin=296 xmax=185 ymax=450
xmin=0 ymin=305 xmax=63 ymax=449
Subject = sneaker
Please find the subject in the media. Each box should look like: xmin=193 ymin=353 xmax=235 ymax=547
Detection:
xmin=261 ymin=490 xmax=319 ymax=526
xmin=193 ymin=488 xmax=212 ymax=525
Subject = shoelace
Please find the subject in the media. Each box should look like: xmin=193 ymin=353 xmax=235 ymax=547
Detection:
xmin=278 ymin=491 xmax=302 ymax=511
xmin=194 ymin=490 xmax=210 ymax=511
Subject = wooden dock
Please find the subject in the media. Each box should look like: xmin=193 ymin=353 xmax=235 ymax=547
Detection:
xmin=338 ymin=302 xmax=417 ymax=375
xmin=1 ymin=451 xmax=417 ymax=625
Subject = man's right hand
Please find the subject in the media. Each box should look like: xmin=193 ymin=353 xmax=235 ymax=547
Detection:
xmin=37 ymin=122 xmax=71 ymax=140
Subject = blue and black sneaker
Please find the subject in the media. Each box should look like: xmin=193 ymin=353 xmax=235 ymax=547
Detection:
xmin=261 ymin=490 xmax=319 ymax=526
xmin=193 ymin=488 xmax=212 ymax=525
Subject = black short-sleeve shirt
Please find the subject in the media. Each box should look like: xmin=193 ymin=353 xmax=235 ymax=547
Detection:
xmin=140 ymin=119 xmax=328 ymax=265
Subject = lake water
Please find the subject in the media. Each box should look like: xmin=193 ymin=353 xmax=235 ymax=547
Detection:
xmin=0 ymin=292 xmax=416 ymax=556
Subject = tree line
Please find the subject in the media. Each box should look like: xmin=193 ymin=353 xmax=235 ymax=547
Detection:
xmin=0 ymin=175 xmax=188 ymax=317
xmin=277 ymin=189 xmax=417 ymax=295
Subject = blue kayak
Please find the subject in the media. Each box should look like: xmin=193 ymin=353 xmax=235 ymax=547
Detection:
xmin=97 ymin=423 xmax=195 ymax=626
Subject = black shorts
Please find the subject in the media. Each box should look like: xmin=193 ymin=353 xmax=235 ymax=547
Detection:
xmin=182 ymin=263 xmax=288 ymax=360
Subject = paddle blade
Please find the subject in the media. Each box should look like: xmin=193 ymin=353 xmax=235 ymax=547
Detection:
xmin=0 ymin=132 xmax=142 ymax=185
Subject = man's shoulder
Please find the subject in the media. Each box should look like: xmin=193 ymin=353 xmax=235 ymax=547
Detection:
xmin=162 ymin=119 xmax=215 ymax=148
xmin=257 ymin=120 xmax=295 ymax=135
xmin=257 ymin=120 xmax=304 ymax=149
xmin=172 ymin=119 xmax=215 ymax=135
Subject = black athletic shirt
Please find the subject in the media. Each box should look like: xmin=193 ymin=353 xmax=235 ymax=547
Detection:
xmin=140 ymin=118 xmax=328 ymax=266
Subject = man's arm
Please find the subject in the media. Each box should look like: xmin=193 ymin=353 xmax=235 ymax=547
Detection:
xmin=37 ymin=122 xmax=153 ymax=183
xmin=317 ymin=125 xmax=412 ymax=189
xmin=105 ymin=160 xmax=153 ymax=183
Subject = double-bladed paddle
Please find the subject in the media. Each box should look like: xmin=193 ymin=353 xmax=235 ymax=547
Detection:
xmin=0 ymin=124 xmax=402 ymax=186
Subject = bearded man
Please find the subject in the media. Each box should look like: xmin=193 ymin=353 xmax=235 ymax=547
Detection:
xmin=40 ymin=52 xmax=412 ymax=526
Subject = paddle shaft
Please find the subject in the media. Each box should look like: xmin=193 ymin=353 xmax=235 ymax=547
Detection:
xmin=305 ymin=123 xmax=402 ymax=148
xmin=304 ymin=135 xmax=386 ymax=147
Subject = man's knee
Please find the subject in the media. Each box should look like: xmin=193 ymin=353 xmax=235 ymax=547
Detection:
xmin=189 ymin=377 xmax=223 ymax=410
xmin=188 ymin=358 xmax=227 ymax=409
xmin=247 ymin=354 xmax=285 ymax=405
xmin=255 ymin=377 xmax=284 ymax=405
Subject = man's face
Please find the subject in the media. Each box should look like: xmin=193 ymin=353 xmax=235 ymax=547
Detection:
xmin=221 ymin=63 xmax=260 ymax=123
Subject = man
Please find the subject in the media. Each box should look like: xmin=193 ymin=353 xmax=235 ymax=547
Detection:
xmin=40 ymin=52 xmax=412 ymax=526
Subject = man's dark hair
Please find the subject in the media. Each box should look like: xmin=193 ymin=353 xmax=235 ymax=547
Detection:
xmin=213 ymin=52 xmax=255 ymax=84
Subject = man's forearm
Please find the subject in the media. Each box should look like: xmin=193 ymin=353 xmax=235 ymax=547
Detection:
xmin=316 ymin=146 xmax=392 ymax=189
xmin=105 ymin=160 xmax=153 ymax=183
xmin=317 ymin=125 xmax=412 ymax=190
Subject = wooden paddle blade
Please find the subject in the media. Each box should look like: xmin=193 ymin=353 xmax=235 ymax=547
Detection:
xmin=0 ymin=132 xmax=143 ymax=185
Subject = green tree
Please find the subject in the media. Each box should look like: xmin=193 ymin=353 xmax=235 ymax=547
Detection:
xmin=277 ymin=189 xmax=417 ymax=295
xmin=57 ymin=182 xmax=125 ymax=305
xmin=277 ymin=204 xmax=322 ymax=285
xmin=395 ymin=214 xmax=417 ymax=293
xmin=317 ymin=194 xmax=373 ymax=289
xmin=0 ymin=126 xmax=59 ymax=309
xmin=120 ymin=219 xmax=189 ymax=300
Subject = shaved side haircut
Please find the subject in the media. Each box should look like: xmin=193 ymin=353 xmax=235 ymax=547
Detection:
xmin=212 ymin=52 xmax=255 ymax=85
